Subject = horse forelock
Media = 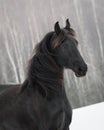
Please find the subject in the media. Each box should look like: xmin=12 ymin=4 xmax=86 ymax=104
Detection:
xmin=68 ymin=28 xmax=76 ymax=36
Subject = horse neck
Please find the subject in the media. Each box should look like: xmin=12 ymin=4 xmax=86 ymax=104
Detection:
xmin=28 ymin=53 xmax=64 ymax=93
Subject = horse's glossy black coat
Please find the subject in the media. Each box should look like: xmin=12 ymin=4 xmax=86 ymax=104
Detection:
xmin=0 ymin=19 xmax=87 ymax=130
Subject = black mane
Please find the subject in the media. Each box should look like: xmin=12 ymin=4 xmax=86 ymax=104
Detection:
xmin=27 ymin=32 xmax=63 ymax=96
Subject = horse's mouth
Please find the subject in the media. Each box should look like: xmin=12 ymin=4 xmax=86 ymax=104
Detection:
xmin=75 ymin=71 xmax=86 ymax=77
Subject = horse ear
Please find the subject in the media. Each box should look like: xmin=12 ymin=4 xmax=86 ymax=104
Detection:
xmin=65 ymin=18 xmax=71 ymax=29
xmin=54 ymin=21 xmax=61 ymax=35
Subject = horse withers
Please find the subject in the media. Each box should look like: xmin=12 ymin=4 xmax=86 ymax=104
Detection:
xmin=0 ymin=19 xmax=87 ymax=130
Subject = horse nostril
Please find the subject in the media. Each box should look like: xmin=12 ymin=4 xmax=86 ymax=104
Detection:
xmin=75 ymin=65 xmax=87 ymax=74
xmin=74 ymin=66 xmax=81 ymax=73
xmin=79 ymin=64 xmax=87 ymax=72
xmin=78 ymin=67 xmax=82 ymax=72
xmin=76 ymin=67 xmax=83 ymax=74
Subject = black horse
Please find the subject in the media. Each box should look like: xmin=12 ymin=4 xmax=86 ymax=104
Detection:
xmin=0 ymin=19 xmax=87 ymax=130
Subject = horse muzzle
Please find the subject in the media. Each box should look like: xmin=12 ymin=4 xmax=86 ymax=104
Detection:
xmin=74 ymin=63 xmax=88 ymax=77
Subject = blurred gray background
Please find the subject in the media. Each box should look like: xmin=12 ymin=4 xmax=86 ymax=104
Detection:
xmin=0 ymin=0 xmax=104 ymax=108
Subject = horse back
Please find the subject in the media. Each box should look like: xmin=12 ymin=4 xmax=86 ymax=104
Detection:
xmin=0 ymin=84 xmax=21 ymax=112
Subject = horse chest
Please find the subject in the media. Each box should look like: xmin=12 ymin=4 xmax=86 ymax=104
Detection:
xmin=33 ymin=92 xmax=72 ymax=130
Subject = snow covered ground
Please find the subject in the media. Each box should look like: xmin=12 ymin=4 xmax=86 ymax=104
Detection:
xmin=71 ymin=102 xmax=104 ymax=130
